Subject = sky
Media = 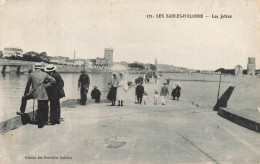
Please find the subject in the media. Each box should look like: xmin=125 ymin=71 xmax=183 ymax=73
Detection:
xmin=0 ymin=0 xmax=259 ymax=70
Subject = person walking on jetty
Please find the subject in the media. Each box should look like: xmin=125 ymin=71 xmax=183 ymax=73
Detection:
xmin=135 ymin=82 xmax=144 ymax=105
xmin=44 ymin=64 xmax=65 ymax=125
xmin=160 ymin=83 xmax=169 ymax=105
xmin=172 ymin=84 xmax=181 ymax=101
xmin=143 ymin=91 xmax=148 ymax=105
xmin=78 ymin=70 xmax=90 ymax=105
xmin=17 ymin=63 xmax=56 ymax=128
xmin=166 ymin=78 xmax=170 ymax=85
xmin=91 ymin=86 xmax=101 ymax=103
xmin=153 ymin=90 xmax=159 ymax=105
xmin=107 ymin=73 xmax=119 ymax=106
xmin=154 ymin=74 xmax=158 ymax=84
xmin=117 ymin=73 xmax=128 ymax=106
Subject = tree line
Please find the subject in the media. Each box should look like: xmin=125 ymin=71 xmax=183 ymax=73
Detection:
xmin=4 ymin=51 xmax=50 ymax=63
xmin=128 ymin=62 xmax=157 ymax=71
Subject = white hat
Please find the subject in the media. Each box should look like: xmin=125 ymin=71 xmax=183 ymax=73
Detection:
xmin=35 ymin=63 xmax=45 ymax=69
xmin=44 ymin=64 xmax=57 ymax=72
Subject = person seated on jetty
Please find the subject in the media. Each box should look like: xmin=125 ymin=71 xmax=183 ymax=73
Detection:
xmin=154 ymin=90 xmax=159 ymax=105
xmin=135 ymin=82 xmax=144 ymax=105
xmin=91 ymin=86 xmax=101 ymax=103
xmin=143 ymin=91 xmax=148 ymax=105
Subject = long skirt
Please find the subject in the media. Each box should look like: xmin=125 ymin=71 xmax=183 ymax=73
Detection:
xmin=107 ymin=87 xmax=117 ymax=101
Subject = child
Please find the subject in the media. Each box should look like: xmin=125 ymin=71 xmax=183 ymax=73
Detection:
xmin=154 ymin=90 xmax=159 ymax=105
xmin=91 ymin=86 xmax=101 ymax=103
xmin=143 ymin=91 xmax=148 ymax=105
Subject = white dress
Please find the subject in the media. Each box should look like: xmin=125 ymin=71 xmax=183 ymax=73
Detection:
xmin=117 ymin=80 xmax=128 ymax=101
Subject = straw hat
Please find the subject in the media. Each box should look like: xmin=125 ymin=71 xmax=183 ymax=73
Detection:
xmin=44 ymin=64 xmax=57 ymax=72
xmin=35 ymin=63 xmax=45 ymax=69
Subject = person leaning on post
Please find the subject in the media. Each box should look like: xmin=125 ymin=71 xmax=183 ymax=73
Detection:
xmin=78 ymin=69 xmax=90 ymax=105
xmin=17 ymin=63 xmax=56 ymax=128
xmin=44 ymin=64 xmax=65 ymax=125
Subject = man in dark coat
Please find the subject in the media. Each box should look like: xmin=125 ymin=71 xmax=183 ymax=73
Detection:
xmin=175 ymin=84 xmax=181 ymax=101
xmin=78 ymin=69 xmax=90 ymax=105
xmin=91 ymin=86 xmax=101 ymax=103
xmin=17 ymin=63 xmax=56 ymax=128
xmin=45 ymin=64 xmax=65 ymax=125
xmin=135 ymin=82 xmax=144 ymax=104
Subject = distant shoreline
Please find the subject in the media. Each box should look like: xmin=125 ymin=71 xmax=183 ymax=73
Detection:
xmin=0 ymin=59 xmax=111 ymax=73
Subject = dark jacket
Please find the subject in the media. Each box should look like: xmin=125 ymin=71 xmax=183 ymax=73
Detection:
xmin=135 ymin=85 xmax=144 ymax=96
xmin=25 ymin=69 xmax=56 ymax=100
xmin=175 ymin=86 xmax=181 ymax=97
xmin=91 ymin=88 xmax=101 ymax=99
xmin=160 ymin=85 xmax=169 ymax=96
xmin=78 ymin=73 xmax=90 ymax=89
xmin=46 ymin=71 xmax=65 ymax=100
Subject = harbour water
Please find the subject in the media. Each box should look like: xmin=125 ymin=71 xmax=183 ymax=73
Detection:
xmin=0 ymin=72 xmax=111 ymax=121
xmin=0 ymin=72 xmax=259 ymax=122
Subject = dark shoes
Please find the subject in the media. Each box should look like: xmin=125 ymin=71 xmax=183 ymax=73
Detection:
xmin=48 ymin=120 xmax=60 ymax=125
xmin=48 ymin=122 xmax=56 ymax=125
xmin=118 ymin=101 xmax=124 ymax=106
xmin=16 ymin=112 xmax=24 ymax=116
xmin=38 ymin=123 xmax=44 ymax=128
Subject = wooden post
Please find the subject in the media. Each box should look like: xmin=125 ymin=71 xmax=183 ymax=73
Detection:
xmin=1 ymin=65 xmax=6 ymax=74
xmin=16 ymin=65 xmax=21 ymax=75
xmin=217 ymin=72 xmax=222 ymax=102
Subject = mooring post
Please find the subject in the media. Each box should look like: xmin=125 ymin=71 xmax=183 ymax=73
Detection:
xmin=216 ymin=72 xmax=222 ymax=102
xmin=1 ymin=65 xmax=6 ymax=74
xmin=16 ymin=65 xmax=21 ymax=75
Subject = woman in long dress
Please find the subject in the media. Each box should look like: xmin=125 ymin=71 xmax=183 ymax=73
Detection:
xmin=117 ymin=73 xmax=128 ymax=106
xmin=107 ymin=73 xmax=119 ymax=106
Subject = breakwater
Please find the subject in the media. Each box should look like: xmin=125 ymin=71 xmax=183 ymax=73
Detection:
xmin=0 ymin=59 xmax=111 ymax=73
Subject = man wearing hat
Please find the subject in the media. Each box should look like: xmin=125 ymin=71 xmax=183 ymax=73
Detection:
xmin=17 ymin=63 xmax=56 ymax=128
xmin=78 ymin=69 xmax=90 ymax=105
xmin=45 ymin=64 xmax=65 ymax=125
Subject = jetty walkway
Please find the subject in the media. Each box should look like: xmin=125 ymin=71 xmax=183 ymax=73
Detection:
xmin=1 ymin=77 xmax=260 ymax=163
xmin=1 ymin=95 xmax=260 ymax=163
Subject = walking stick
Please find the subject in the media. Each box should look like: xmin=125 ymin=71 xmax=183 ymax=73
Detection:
xmin=32 ymin=99 xmax=35 ymax=122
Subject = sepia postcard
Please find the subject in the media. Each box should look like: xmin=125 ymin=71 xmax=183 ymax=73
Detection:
xmin=0 ymin=0 xmax=259 ymax=164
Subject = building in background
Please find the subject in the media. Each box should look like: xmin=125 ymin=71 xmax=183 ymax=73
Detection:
xmin=50 ymin=56 xmax=67 ymax=64
xmin=86 ymin=47 xmax=113 ymax=68
xmin=235 ymin=65 xmax=243 ymax=76
xmin=3 ymin=47 xmax=23 ymax=58
xmin=247 ymin=57 xmax=256 ymax=76
xmin=104 ymin=48 xmax=113 ymax=66
xmin=155 ymin=57 xmax=158 ymax=66
xmin=74 ymin=59 xmax=85 ymax=66
xmin=96 ymin=57 xmax=106 ymax=65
